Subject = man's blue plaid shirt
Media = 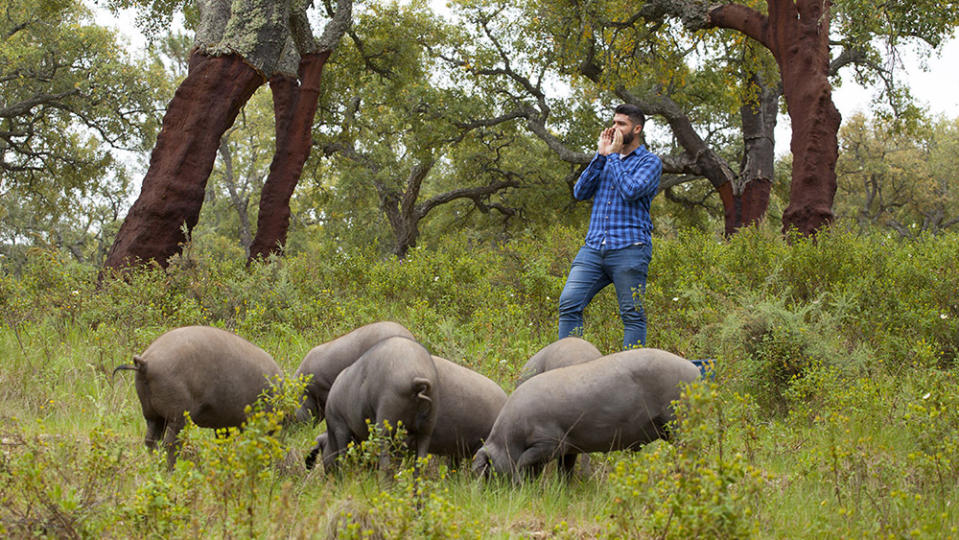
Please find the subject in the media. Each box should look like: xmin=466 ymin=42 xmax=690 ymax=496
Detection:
xmin=573 ymin=145 xmax=662 ymax=250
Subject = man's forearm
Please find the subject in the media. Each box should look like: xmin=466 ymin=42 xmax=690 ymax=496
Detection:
xmin=573 ymin=154 xmax=607 ymax=200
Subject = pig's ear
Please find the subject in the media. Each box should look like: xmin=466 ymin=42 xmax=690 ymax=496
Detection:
xmin=471 ymin=447 xmax=491 ymax=477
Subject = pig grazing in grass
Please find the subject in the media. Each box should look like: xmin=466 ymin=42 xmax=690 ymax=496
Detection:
xmin=513 ymin=337 xmax=604 ymax=475
xmin=515 ymin=337 xmax=603 ymax=387
xmin=472 ymin=348 xmax=701 ymax=483
xmin=294 ymin=321 xmax=414 ymax=424
xmin=311 ymin=336 xmax=438 ymax=474
xmin=113 ymin=326 xmax=282 ymax=468
xmin=429 ymin=356 xmax=507 ymax=462
xmin=305 ymin=355 xmax=505 ymax=469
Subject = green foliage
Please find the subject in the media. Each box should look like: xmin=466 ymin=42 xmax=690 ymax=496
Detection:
xmin=833 ymin=0 xmax=959 ymax=115
xmin=0 ymin=0 xmax=168 ymax=266
xmin=606 ymin=380 xmax=769 ymax=539
xmin=0 ymin=425 xmax=128 ymax=537
xmin=101 ymin=0 xmax=192 ymax=39
xmin=170 ymin=376 xmax=303 ymax=537
xmin=325 ymin=423 xmax=487 ymax=538
xmin=836 ymin=113 xmax=959 ymax=236
xmin=326 ymin=460 xmax=486 ymax=539
xmin=722 ymin=299 xmax=822 ymax=414
xmin=301 ymin=0 xmax=575 ymax=257
xmin=2 ymin=227 xmax=959 ymax=536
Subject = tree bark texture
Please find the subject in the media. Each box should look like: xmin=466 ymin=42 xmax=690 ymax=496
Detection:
xmin=378 ymin=162 xmax=433 ymax=258
xmin=248 ymin=51 xmax=332 ymax=261
xmin=728 ymin=70 xmax=778 ymax=235
xmin=102 ymin=1 xmax=351 ymax=273
xmin=103 ymin=52 xmax=264 ymax=271
xmin=707 ymin=0 xmax=841 ymax=235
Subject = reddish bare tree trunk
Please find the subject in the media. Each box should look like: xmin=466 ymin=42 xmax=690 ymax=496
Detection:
xmin=771 ymin=6 xmax=839 ymax=235
xmin=248 ymin=51 xmax=332 ymax=261
xmin=707 ymin=0 xmax=840 ymax=236
xmin=717 ymin=179 xmax=772 ymax=235
xmin=103 ymin=53 xmax=264 ymax=271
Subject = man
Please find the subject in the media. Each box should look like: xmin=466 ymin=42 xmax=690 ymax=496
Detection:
xmin=558 ymin=104 xmax=662 ymax=349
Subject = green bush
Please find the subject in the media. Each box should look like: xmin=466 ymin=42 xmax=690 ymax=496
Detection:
xmin=606 ymin=380 xmax=769 ymax=539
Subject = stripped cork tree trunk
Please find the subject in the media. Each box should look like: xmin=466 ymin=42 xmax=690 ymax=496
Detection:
xmin=653 ymin=0 xmax=841 ymax=236
xmin=248 ymin=51 xmax=331 ymax=261
xmin=103 ymin=0 xmax=351 ymax=273
xmin=708 ymin=0 xmax=840 ymax=235
xmin=103 ymin=53 xmax=263 ymax=270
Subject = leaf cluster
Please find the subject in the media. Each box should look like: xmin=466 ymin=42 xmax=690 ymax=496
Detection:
xmin=836 ymin=112 xmax=959 ymax=236
xmin=293 ymin=1 xmax=577 ymax=253
xmin=0 ymin=0 xmax=171 ymax=264
xmin=100 ymin=0 xmax=192 ymax=38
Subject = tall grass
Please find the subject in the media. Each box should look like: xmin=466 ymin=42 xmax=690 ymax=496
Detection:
xmin=0 ymin=225 xmax=957 ymax=538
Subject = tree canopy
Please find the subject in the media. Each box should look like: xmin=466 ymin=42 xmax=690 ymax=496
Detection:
xmin=836 ymin=113 xmax=959 ymax=236
xmin=1 ymin=0 xmax=168 ymax=263
xmin=307 ymin=1 xmax=563 ymax=256
xmin=4 ymin=0 xmax=959 ymax=269
xmin=1 ymin=0 xmax=166 ymax=191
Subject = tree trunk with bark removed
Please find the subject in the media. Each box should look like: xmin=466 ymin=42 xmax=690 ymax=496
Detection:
xmin=248 ymin=51 xmax=332 ymax=261
xmin=651 ymin=0 xmax=841 ymax=236
xmin=103 ymin=53 xmax=263 ymax=270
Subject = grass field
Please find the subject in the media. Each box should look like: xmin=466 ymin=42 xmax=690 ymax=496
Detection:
xmin=1 ymin=225 xmax=957 ymax=538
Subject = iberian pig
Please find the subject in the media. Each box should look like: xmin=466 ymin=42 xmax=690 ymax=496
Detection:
xmin=472 ymin=348 xmax=700 ymax=483
xmin=515 ymin=337 xmax=602 ymax=387
xmin=429 ymin=356 xmax=507 ymax=462
xmin=305 ymin=356 xmax=504 ymax=468
xmin=313 ymin=337 xmax=437 ymax=473
xmin=294 ymin=321 xmax=414 ymax=424
xmin=113 ymin=326 xmax=282 ymax=468
xmin=514 ymin=337 xmax=603 ymax=474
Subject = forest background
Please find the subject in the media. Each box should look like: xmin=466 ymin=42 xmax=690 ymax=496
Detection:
xmin=1 ymin=0 xmax=958 ymax=537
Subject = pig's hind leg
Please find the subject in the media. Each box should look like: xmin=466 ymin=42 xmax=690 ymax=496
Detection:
xmin=144 ymin=416 xmax=166 ymax=452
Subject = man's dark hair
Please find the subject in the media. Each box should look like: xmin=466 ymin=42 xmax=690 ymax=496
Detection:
xmin=614 ymin=103 xmax=646 ymax=127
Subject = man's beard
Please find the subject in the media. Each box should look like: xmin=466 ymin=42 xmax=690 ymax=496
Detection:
xmin=621 ymin=130 xmax=635 ymax=146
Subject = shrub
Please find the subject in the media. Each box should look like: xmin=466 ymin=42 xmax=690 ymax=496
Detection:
xmin=606 ymin=379 xmax=769 ymax=539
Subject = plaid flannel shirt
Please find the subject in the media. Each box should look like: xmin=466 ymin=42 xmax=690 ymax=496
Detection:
xmin=573 ymin=145 xmax=662 ymax=250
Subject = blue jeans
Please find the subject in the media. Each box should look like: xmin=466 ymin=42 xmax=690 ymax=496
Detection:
xmin=558 ymin=242 xmax=652 ymax=349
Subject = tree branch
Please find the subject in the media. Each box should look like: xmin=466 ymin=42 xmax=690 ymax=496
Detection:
xmin=321 ymin=141 xmax=381 ymax=173
xmin=346 ymin=27 xmax=395 ymax=78
xmin=402 ymin=160 xmax=435 ymax=218
xmin=706 ymin=3 xmax=771 ymax=51
xmin=417 ymin=179 xmax=519 ymax=217
xmin=829 ymin=46 xmax=870 ymax=76
xmin=615 ymin=86 xmax=736 ymax=189
xmin=663 ymin=184 xmax=718 ymax=210
xmin=521 ymin=109 xmax=593 ymax=164
xmin=0 ymin=90 xmax=80 ymax=119
xmin=660 ymin=174 xmax=704 ymax=190
xmin=317 ymin=0 xmax=353 ymax=53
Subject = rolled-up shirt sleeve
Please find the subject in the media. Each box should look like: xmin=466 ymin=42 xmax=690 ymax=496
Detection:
xmin=607 ymin=152 xmax=661 ymax=201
